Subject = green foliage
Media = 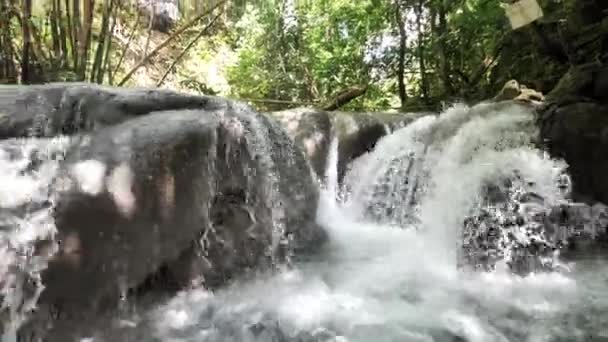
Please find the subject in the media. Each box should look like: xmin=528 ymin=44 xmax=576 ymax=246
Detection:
xmin=439 ymin=0 xmax=508 ymax=99
xmin=226 ymin=0 xmax=393 ymax=110
xmin=2 ymin=0 xmax=597 ymax=112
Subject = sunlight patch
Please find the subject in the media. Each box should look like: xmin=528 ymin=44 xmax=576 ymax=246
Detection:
xmin=71 ymin=160 xmax=106 ymax=195
xmin=107 ymin=163 xmax=136 ymax=218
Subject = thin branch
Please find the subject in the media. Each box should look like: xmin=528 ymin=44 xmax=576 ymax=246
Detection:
xmin=111 ymin=9 xmax=141 ymax=84
xmin=322 ymin=85 xmax=368 ymax=111
xmin=243 ymin=98 xmax=320 ymax=106
xmin=142 ymin=1 xmax=155 ymax=59
xmin=157 ymin=11 xmax=222 ymax=87
xmin=467 ymin=36 xmax=506 ymax=87
xmin=117 ymin=0 xmax=226 ymax=86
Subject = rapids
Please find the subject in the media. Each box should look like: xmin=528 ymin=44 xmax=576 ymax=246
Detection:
xmin=2 ymin=101 xmax=608 ymax=341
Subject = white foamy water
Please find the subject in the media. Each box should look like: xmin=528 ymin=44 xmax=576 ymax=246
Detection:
xmin=2 ymin=102 xmax=608 ymax=342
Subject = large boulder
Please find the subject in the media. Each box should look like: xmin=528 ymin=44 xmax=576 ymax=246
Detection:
xmin=538 ymin=100 xmax=608 ymax=205
xmin=0 ymin=83 xmax=209 ymax=138
xmin=272 ymin=107 xmax=425 ymax=181
xmin=0 ymin=85 xmax=325 ymax=340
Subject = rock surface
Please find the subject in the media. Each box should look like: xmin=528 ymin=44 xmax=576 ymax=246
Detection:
xmin=538 ymin=100 xmax=608 ymax=206
xmin=0 ymin=83 xmax=209 ymax=138
xmin=272 ymin=107 xmax=424 ymax=181
xmin=0 ymin=84 xmax=326 ymax=340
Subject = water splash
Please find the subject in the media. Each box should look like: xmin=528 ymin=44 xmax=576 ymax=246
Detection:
xmin=341 ymin=102 xmax=583 ymax=270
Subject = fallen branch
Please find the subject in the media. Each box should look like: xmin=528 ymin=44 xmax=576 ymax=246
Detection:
xmin=117 ymin=0 xmax=225 ymax=86
xmin=322 ymin=85 xmax=368 ymax=111
xmin=156 ymin=11 xmax=222 ymax=87
xmin=242 ymin=98 xmax=320 ymax=106
xmin=241 ymin=97 xmax=435 ymax=111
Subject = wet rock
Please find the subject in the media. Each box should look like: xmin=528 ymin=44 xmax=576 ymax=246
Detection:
xmin=462 ymin=171 xmax=568 ymax=275
xmin=13 ymin=94 xmax=325 ymax=339
xmin=274 ymin=108 xmax=332 ymax=180
xmin=462 ymin=166 xmax=608 ymax=275
xmin=272 ymin=107 xmax=424 ymax=180
xmin=592 ymin=66 xmax=608 ymax=102
xmin=0 ymin=83 xmax=209 ymax=139
xmin=546 ymin=65 xmax=596 ymax=103
xmin=137 ymin=0 xmax=179 ymax=33
xmin=538 ymin=100 xmax=608 ymax=205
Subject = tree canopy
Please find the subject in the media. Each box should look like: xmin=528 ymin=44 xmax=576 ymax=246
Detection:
xmin=0 ymin=0 xmax=606 ymax=111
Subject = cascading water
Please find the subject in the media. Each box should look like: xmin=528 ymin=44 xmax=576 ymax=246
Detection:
xmin=0 ymin=136 xmax=72 ymax=341
xmin=2 ymin=102 xmax=608 ymax=341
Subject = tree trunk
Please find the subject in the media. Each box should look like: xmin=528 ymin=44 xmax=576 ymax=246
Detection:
xmin=77 ymin=0 xmax=95 ymax=80
xmin=322 ymin=86 xmax=368 ymax=111
xmin=395 ymin=0 xmax=408 ymax=109
xmin=415 ymin=0 xmax=429 ymax=101
xmin=435 ymin=0 xmax=453 ymax=97
xmin=99 ymin=0 xmax=118 ymax=84
xmin=65 ymin=0 xmax=75 ymax=69
xmin=71 ymin=0 xmax=81 ymax=71
xmin=20 ymin=0 xmax=32 ymax=84
xmin=91 ymin=0 xmax=110 ymax=83
xmin=57 ymin=0 xmax=70 ymax=68
xmin=0 ymin=0 xmax=17 ymax=82
xmin=50 ymin=0 xmax=61 ymax=61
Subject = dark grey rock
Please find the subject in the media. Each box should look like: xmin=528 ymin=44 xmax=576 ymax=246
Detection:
xmin=272 ymin=107 xmax=423 ymax=181
xmin=0 ymin=83 xmax=210 ymax=139
xmin=538 ymin=100 xmax=608 ymax=204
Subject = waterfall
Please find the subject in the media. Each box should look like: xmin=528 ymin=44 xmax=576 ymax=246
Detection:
xmin=341 ymin=101 xmax=581 ymax=271
xmin=341 ymin=114 xmax=435 ymax=226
